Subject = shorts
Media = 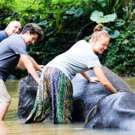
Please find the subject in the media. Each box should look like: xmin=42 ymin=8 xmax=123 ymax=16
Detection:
xmin=0 ymin=79 xmax=11 ymax=103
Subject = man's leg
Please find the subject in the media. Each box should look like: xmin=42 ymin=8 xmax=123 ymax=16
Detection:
xmin=0 ymin=80 xmax=11 ymax=120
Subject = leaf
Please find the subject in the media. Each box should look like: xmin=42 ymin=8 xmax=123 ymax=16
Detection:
xmin=104 ymin=26 xmax=120 ymax=39
xmin=90 ymin=10 xmax=104 ymax=23
xmin=66 ymin=7 xmax=84 ymax=17
xmin=38 ymin=20 xmax=48 ymax=27
xmin=109 ymin=30 xmax=120 ymax=39
xmin=103 ymin=13 xmax=117 ymax=23
xmin=74 ymin=8 xmax=84 ymax=17
xmin=115 ymin=19 xmax=125 ymax=27
xmin=90 ymin=10 xmax=117 ymax=23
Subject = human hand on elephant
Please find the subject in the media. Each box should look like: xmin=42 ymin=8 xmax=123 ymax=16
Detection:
xmin=81 ymin=72 xmax=99 ymax=83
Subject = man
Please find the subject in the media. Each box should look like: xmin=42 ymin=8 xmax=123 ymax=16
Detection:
xmin=0 ymin=21 xmax=41 ymax=72
xmin=0 ymin=23 xmax=44 ymax=120
xmin=0 ymin=20 xmax=21 ymax=42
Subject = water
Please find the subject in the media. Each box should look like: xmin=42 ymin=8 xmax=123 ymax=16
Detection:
xmin=2 ymin=78 xmax=135 ymax=135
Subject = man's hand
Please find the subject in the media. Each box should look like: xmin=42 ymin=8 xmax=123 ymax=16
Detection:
xmin=38 ymin=65 xmax=44 ymax=71
xmin=19 ymin=54 xmax=40 ymax=84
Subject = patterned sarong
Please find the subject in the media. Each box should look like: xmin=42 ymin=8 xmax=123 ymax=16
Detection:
xmin=25 ymin=67 xmax=73 ymax=124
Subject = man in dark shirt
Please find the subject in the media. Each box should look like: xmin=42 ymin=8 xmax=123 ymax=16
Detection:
xmin=0 ymin=20 xmax=21 ymax=42
xmin=0 ymin=23 xmax=44 ymax=120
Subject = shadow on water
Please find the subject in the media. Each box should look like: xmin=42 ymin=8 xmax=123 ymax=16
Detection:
xmin=3 ymin=78 xmax=135 ymax=135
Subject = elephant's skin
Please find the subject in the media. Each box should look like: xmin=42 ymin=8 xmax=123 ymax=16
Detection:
xmin=84 ymin=91 xmax=135 ymax=130
xmin=18 ymin=66 xmax=134 ymax=130
xmin=72 ymin=66 xmax=131 ymax=122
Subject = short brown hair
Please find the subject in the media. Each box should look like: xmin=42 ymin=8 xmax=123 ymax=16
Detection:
xmin=22 ymin=23 xmax=44 ymax=41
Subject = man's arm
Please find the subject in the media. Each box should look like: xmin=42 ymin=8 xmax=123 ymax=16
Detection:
xmin=17 ymin=56 xmax=43 ymax=71
xmin=19 ymin=54 xmax=40 ymax=84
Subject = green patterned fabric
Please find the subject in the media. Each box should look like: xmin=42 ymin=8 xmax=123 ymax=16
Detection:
xmin=25 ymin=67 xmax=73 ymax=124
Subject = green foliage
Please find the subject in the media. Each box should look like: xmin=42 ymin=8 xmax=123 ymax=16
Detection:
xmin=104 ymin=1 xmax=135 ymax=76
xmin=90 ymin=10 xmax=117 ymax=23
xmin=105 ymin=27 xmax=135 ymax=76
xmin=88 ymin=0 xmax=135 ymax=76
xmin=0 ymin=0 xmax=15 ymax=28
xmin=90 ymin=10 xmax=119 ymax=39
xmin=0 ymin=0 xmax=135 ymax=77
xmin=91 ymin=0 xmax=132 ymax=14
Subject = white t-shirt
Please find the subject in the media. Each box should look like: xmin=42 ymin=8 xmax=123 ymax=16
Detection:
xmin=47 ymin=40 xmax=101 ymax=79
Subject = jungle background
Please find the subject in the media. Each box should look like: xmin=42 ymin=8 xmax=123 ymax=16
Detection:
xmin=0 ymin=0 xmax=135 ymax=78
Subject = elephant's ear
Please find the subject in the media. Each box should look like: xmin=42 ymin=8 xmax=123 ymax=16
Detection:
xmin=84 ymin=105 xmax=98 ymax=126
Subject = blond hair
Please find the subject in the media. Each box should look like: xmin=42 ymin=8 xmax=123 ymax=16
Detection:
xmin=90 ymin=24 xmax=110 ymax=42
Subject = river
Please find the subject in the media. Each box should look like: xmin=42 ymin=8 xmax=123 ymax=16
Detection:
xmin=2 ymin=78 xmax=135 ymax=135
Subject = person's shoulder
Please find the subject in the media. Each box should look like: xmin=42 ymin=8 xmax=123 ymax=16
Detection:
xmin=0 ymin=30 xmax=5 ymax=34
xmin=9 ymin=34 xmax=20 ymax=39
xmin=8 ymin=34 xmax=24 ymax=43
xmin=77 ymin=39 xmax=87 ymax=43
xmin=1 ymin=34 xmax=25 ymax=47
xmin=73 ymin=40 xmax=89 ymax=48
xmin=75 ymin=40 xmax=88 ymax=45
xmin=0 ymin=30 xmax=8 ymax=38
xmin=68 ymin=40 xmax=88 ymax=51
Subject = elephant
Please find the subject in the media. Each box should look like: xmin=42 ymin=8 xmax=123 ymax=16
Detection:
xmin=18 ymin=66 xmax=135 ymax=130
xmin=84 ymin=91 xmax=135 ymax=130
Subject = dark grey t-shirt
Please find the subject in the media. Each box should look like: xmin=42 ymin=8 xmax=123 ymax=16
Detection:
xmin=0 ymin=30 xmax=8 ymax=42
xmin=0 ymin=34 xmax=27 ymax=80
